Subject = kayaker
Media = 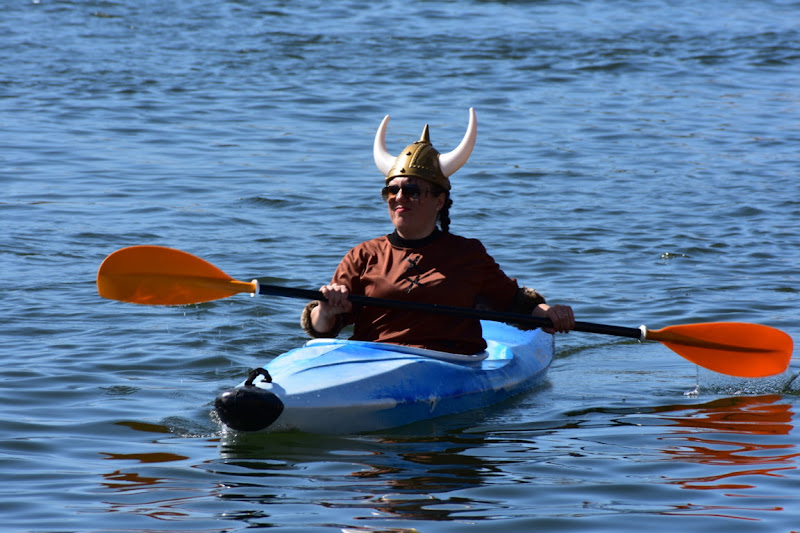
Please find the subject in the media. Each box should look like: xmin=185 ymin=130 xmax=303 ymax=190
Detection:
xmin=301 ymin=108 xmax=575 ymax=354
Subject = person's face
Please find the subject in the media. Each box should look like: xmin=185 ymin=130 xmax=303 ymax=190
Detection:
xmin=382 ymin=177 xmax=445 ymax=240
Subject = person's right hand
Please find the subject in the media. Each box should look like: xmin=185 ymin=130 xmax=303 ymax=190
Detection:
xmin=318 ymin=283 xmax=353 ymax=317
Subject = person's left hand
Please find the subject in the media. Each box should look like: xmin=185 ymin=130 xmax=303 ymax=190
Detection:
xmin=537 ymin=303 xmax=575 ymax=334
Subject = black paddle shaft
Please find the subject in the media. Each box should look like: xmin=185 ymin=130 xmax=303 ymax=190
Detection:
xmin=257 ymin=283 xmax=644 ymax=341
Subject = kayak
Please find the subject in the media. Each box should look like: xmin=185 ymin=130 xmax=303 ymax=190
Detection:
xmin=214 ymin=320 xmax=554 ymax=434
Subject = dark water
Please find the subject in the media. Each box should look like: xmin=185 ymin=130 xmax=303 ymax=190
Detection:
xmin=2 ymin=0 xmax=799 ymax=531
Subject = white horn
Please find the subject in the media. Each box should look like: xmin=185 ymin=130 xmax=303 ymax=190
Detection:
xmin=373 ymin=115 xmax=396 ymax=176
xmin=438 ymin=107 xmax=477 ymax=178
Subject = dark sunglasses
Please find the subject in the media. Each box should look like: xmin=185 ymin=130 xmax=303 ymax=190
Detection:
xmin=381 ymin=184 xmax=427 ymax=201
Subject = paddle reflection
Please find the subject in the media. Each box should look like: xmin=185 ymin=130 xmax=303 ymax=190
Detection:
xmin=101 ymin=450 xmax=190 ymax=490
xmin=656 ymin=395 xmax=798 ymax=498
xmin=98 ymin=450 xmax=195 ymax=522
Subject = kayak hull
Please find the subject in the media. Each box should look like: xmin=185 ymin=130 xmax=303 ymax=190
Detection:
xmin=215 ymin=321 xmax=554 ymax=434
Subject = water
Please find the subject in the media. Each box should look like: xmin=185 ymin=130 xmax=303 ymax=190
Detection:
xmin=2 ymin=0 xmax=799 ymax=531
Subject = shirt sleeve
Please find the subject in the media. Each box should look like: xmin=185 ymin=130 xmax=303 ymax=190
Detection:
xmin=327 ymin=244 xmax=372 ymax=328
xmin=470 ymin=239 xmax=522 ymax=311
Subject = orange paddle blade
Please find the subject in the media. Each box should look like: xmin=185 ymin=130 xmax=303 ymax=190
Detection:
xmin=647 ymin=322 xmax=793 ymax=378
xmin=97 ymin=245 xmax=256 ymax=305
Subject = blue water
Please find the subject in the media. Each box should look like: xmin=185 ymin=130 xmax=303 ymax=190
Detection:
xmin=2 ymin=0 xmax=799 ymax=531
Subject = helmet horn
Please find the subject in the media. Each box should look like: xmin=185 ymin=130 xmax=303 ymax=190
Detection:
xmin=439 ymin=107 xmax=477 ymax=178
xmin=373 ymin=115 xmax=395 ymax=176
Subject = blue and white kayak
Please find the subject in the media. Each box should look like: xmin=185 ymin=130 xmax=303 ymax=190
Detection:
xmin=214 ymin=320 xmax=554 ymax=434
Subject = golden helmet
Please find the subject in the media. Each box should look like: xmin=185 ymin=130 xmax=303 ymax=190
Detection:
xmin=373 ymin=108 xmax=477 ymax=191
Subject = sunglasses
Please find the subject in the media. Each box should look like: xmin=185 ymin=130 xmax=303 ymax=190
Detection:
xmin=381 ymin=184 xmax=427 ymax=201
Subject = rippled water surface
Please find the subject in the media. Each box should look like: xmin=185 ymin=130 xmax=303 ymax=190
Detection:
xmin=2 ymin=0 xmax=799 ymax=531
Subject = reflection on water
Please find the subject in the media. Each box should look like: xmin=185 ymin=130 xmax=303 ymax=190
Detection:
xmin=101 ymin=452 xmax=191 ymax=491
xmin=85 ymin=395 xmax=800 ymax=530
xmin=656 ymin=395 xmax=797 ymax=520
xmin=659 ymin=394 xmax=794 ymax=436
xmin=212 ymin=397 xmax=800 ymax=527
xmin=216 ymin=430 xmax=497 ymax=524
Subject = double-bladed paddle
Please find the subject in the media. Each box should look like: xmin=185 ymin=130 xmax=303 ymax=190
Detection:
xmin=96 ymin=245 xmax=793 ymax=378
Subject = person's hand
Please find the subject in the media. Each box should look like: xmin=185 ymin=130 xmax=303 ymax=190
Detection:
xmin=318 ymin=283 xmax=353 ymax=317
xmin=536 ymin=303 xmax=575 ymax=334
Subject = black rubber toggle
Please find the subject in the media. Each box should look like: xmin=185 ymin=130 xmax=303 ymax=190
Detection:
xmin=245 ymin=367 xmax=272 ymax=386
xmin=214 ymin=369 xmax=284 ymax=432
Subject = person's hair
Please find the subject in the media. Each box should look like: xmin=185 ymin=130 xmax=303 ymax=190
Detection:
xmin=431 ymin=184 xmax=452 ymax=233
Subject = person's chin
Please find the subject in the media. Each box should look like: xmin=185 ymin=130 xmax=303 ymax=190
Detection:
xmin=391 ymin=211 xmax=413 ymax=224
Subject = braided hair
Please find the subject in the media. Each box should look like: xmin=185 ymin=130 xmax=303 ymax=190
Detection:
xmin=432 ymin=185 xmax=453 ymax=234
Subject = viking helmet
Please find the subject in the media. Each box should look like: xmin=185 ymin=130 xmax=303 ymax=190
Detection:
xmin=373 ymin=108 xmax=477 ymax=191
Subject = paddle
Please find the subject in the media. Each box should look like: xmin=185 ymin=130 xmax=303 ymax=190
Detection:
xmin=97 ymin=245 xmax=793 ymax=378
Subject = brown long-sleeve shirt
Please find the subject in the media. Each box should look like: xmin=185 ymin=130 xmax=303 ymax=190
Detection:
xmin=302 ymin=230 xmax=545 ymax=355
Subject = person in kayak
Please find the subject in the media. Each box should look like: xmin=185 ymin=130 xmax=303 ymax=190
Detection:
xmin=301 ymin=108 xmax=575 ymax=355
